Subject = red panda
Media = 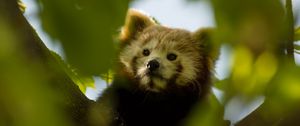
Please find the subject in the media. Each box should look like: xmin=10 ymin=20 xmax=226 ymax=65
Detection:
xmin=93 ymin=9 xmax=218 ymax=126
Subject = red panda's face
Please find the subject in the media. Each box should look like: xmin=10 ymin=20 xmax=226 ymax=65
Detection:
xmin=118 ymin=9 xmax=216 ymax=93
xmin=120 ymin=26 xmax=204 ymax=92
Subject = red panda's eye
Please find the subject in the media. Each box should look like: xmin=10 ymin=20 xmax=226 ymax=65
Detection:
xmin=167 ymin=53 xmax=177 ymax=61
xmin=143 ymin=49 xmax=150 ymax=56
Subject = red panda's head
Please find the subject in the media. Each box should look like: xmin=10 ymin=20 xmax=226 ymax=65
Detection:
xmin=118 ymin=9 xmax=218 ymax=93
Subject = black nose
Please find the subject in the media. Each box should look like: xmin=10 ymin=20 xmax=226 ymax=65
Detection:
xmin=147 ymin=60 xmax=160 ymax=72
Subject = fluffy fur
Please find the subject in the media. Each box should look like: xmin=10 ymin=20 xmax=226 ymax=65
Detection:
xmin=94 ymin=9 xmax=218 ymax=126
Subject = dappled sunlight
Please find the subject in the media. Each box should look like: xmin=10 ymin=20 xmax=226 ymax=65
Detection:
xmin=231 ymin=48 xmax=278 ymax=96
xmin=254 ymin=52 xmax=278 ymax=86
xmin=232 ymin=46 xmax=254 ymax=94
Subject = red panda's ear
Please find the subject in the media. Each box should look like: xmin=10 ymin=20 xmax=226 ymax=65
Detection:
xmin=193 ymin=28 xmax=220 ymax=63
xmin=119 ymin=9 xmax=156 ymax=42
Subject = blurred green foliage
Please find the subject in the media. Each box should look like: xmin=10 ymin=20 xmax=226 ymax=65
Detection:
xmin=17 ymin=0 xmax=26 ymax=13
xmin=99 ymin=70 xmax=114 ymax=85
xmin=36 ymin=0 xmax=129 ymax=75
xmin=0 ymin=15 xmax=69 ymax=126
xmin=51 ymin=51 xmax=95 ymax=92
xmin=296 ymin=27 xmax=300 ymax=41
xmin=182 ymin=0 xmax=300 ymax=125
xmin=185 ymin=95 xmax=229 ymax=126
xmin=1 ymin=0 xmax=300 ymax=125
xmin=208 ymin=0 xmax=300 ymax=125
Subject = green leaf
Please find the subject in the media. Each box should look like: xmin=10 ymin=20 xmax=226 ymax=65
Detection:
xmin=213 ymin=77 xmax=225 ymax=90
xmin=99 ymin=70 xmax=114 ymax=85
xmin=18 ymin=0 xmax=26 ymax=13
xmin=37 ymin=0 xmax=129 ymax=75
xmin=295 ymin=44 xmax=300 ymax=51
xmin=295 ymin=27 xmax=300 ymax=41
xmin=185 ymin=94 xmax=228 ymax=126
xmin=51 ymin=51 xmax=95 ymax=93
xmin=211 ymin=0 xmax=284 ymax=45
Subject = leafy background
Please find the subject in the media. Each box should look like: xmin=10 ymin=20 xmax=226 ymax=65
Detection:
xmin=1 ymin=0 xmax=300 ymax=125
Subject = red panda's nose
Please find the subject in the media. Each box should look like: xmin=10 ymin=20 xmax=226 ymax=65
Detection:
xmin=147 ymin=60 xmax=160 ymax=72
